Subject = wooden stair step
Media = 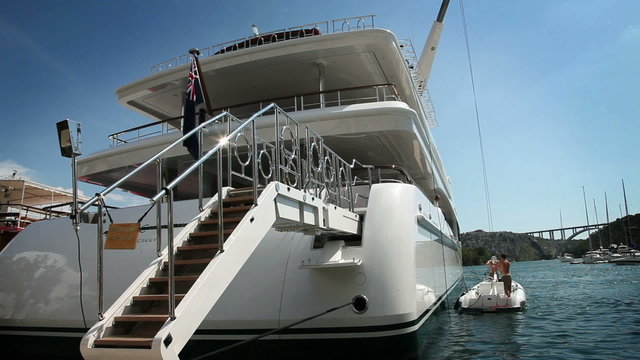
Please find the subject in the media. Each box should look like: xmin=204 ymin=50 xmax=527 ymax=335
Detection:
xmin=229 ymin=187 xmax=264 ymax=196
xmin=163 ymin=258 xmax=212 ymax=266
xmin=94 ymin=336 xmax=153 ymax=348
xmin=132 ymin=294 xmax=185 ymax=302
xmin=114 ymin=314 xmax=169 ymax=322
xmin=149 ymin=275 xmax=198 ymax=283
xmin=223 ymin=195 xmax=255 ymax=204
xmin=178 ymin=243 xmax=220 ymax=251
xmin=190 ymin=229 xmax=234 ymax=238
xmin=201 ymin=216 xmax=244 ymax=225
xmin=211 ymin=205 xmax=252 ymax=214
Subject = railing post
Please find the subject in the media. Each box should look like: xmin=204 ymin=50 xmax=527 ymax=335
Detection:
xmin=217 ymin=147 xmax=224 ymax=253
xmin=156 ymin=159 xmax=163 ymax=257
xmin=252 ymin=120 xmax=258 ymax=205
xmin=96 ymin=200 xmax=104 ymax=320
xmin=347 ymin=165 xmax=354 ymax=212
xmin=274 ymin=110 xmax=281 ymax=182
xmin=166 ymin=189 xmax=176 ymax=320
xmin=304 ymin=127 xmax=310 ymax=192
xmin=295 ymin=123 xmax=302 ymax=190
xmin=198 ymin=129 xmax=204 ymax=211
xmin=318 ymin=63 xmax=325 ymax=108
xmin=227 ymin=114 xmax=232 ymax=188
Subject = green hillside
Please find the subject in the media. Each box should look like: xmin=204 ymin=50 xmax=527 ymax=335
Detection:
xmin=460 ymin=213 xmax=639 ymax=266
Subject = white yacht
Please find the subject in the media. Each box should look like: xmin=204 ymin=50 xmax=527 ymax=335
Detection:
xmin=0 ymin=2 xmax=463 ymax=359
xmin=609 ymin=244 xmax=640 ymax=264
xmin=583 ymin=248 xmax=608 ymax=264
xmin=558 ymin=253 xmax=574 ymax=262
xmin=610 ymin=253 xmax=640 ymax=265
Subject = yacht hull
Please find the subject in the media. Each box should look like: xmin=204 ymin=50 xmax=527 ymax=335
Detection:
xmin=0 ymin=184 xmax=462 ymax=359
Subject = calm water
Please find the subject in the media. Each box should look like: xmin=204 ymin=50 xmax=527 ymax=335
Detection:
xmin=418 ymin=260 xmax=640 ymax=359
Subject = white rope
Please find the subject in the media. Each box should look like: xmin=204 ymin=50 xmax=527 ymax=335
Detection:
xmin=459 ymin=0 xmax=494 ymax=231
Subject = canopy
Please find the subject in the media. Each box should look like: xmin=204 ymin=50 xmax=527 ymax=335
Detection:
xmin=0 ymin=179 xmax=88 ymax=208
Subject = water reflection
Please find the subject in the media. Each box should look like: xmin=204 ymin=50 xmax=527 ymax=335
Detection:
xmin=419 ymin=309 xmax=524 ymax=359
xmin=0 ymin=251 xmax=81 ymax=321
xmin=417 ymin=260 xmax=640 ymax=359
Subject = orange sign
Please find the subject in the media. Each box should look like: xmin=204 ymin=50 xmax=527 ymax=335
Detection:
xmin=105 ymin=223 xmax=140 ymax=249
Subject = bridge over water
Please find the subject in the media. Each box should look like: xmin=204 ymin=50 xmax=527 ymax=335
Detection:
xmin=524 ymin=223 xmax=608 ymax=241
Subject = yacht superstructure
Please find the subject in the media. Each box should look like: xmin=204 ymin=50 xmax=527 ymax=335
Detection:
xmin=0 ymin=3 xmax=463 ymax=359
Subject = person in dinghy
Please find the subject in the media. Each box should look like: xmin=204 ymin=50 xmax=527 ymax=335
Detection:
xmin=497 ymin=254 xmax=512 ymax=297
xmin=485 ymin=255 xmax=499 ymax=279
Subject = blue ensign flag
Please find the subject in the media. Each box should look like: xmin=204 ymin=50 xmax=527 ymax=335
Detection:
xmin=183 ymin=58 xmax=203 ymax=159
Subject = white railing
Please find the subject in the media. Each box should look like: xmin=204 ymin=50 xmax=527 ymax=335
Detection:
xmin=398 ymin=38 xmax=438 ymax=127
xmin=150 ymin=15 xmax=375 ymax=73
xmin=108 ymin=83 xmax=399 ymax=147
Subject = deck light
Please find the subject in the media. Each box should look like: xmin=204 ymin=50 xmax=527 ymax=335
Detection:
xmin=56 ymin=119 xmax=82 ymax=228
xmin=56 ymin=119 xmax=82 ymax=158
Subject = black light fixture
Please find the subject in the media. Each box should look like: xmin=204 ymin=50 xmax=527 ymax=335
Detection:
xmin=56 ymin=119 xmax=82 ymax=228
xmin=56 ymin=119 xmax=82 ymax=158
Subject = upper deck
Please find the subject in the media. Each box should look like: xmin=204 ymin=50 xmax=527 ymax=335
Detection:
xmin=77 ymin=15 xmax=457 ymax=234
xmin=115 ymin=16 xmax=433 ymax=126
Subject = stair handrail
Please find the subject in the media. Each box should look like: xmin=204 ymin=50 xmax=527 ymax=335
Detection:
xmin=82 ymin=111 xmax=229 ymax=319
xmin=78 ymin=111 xmax=230 ymax=213
xmin=149 ymin=104 xmax=275 ymax=320
xmin=149 ymin=103 xmax=360 ymax=321
xmin=149 ymin=105 xmax=276 ymax=203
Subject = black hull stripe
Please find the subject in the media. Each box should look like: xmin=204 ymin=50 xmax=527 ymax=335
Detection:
xmin=0 ymin=295 xmax=439 ymax=338
xmin=0 ymin=281 xmax=462 ymax=338
xmin=195 ymin=278 xmax=462 ymax=337
xmin=0 ymin=326 xmax=87 ymax=334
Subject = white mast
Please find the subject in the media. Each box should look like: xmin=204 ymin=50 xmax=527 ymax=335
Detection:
xmin=417 ymin=0 xmax=451 ymax=84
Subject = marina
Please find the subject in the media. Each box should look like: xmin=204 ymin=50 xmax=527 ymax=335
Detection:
xmin=420 ymin=260 xmax=640 ymax=360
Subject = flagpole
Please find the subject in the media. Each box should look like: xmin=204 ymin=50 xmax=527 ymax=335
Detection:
xmin=188 ymin=48 xmax=213 ymax=115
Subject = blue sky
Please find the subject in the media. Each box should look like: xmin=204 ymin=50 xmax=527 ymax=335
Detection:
xmin=1 ymin=0 xmax=638 ymax=234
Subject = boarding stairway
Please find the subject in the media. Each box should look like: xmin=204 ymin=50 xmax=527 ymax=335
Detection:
xmin=79 ymin=104 xmax=361 ymax=360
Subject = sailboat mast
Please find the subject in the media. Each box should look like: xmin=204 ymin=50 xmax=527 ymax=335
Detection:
xmin=582 ymin=186 xmax=592 ymax=250
xmin=417 ymin=0 xmax=451 ymax=85
xmin=593 ymin=198 xmax=602 ymax=248
xmin=622 ymin=179 xmax=633 ymax=245
xmin=605 ymin=192 xmax=612 ymax=247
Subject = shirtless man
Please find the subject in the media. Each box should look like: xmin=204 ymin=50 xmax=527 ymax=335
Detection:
xmin=497 ymin=254 xmax=512 ymax=297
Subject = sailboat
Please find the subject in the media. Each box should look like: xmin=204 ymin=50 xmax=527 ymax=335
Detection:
xmin=0 ymin=1 xmax=463 ymax=359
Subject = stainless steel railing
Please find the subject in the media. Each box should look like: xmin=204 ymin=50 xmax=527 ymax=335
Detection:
xmin=108 ymin=84 xmax=399 ymax=147
xmin=150 ymin=15 xmax=375 ymax=73
xmin=147 ymin=103 xmax=355 ymax=319
xmin=84 ymin=102 xmax=417 ymax=321
xmin=79 ymin=111 xmax=230 ymax=318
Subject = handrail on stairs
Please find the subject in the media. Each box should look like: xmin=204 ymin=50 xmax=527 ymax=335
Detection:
xmin=147 ymin=103 xmax=357 ymax=321
xmin=80 ymin=111 xmax=230 ymax=319
xmin=80 ymin=101 xmax=422 ymax=323
xmin=78 ymin=111 xmax=231 ymax=213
